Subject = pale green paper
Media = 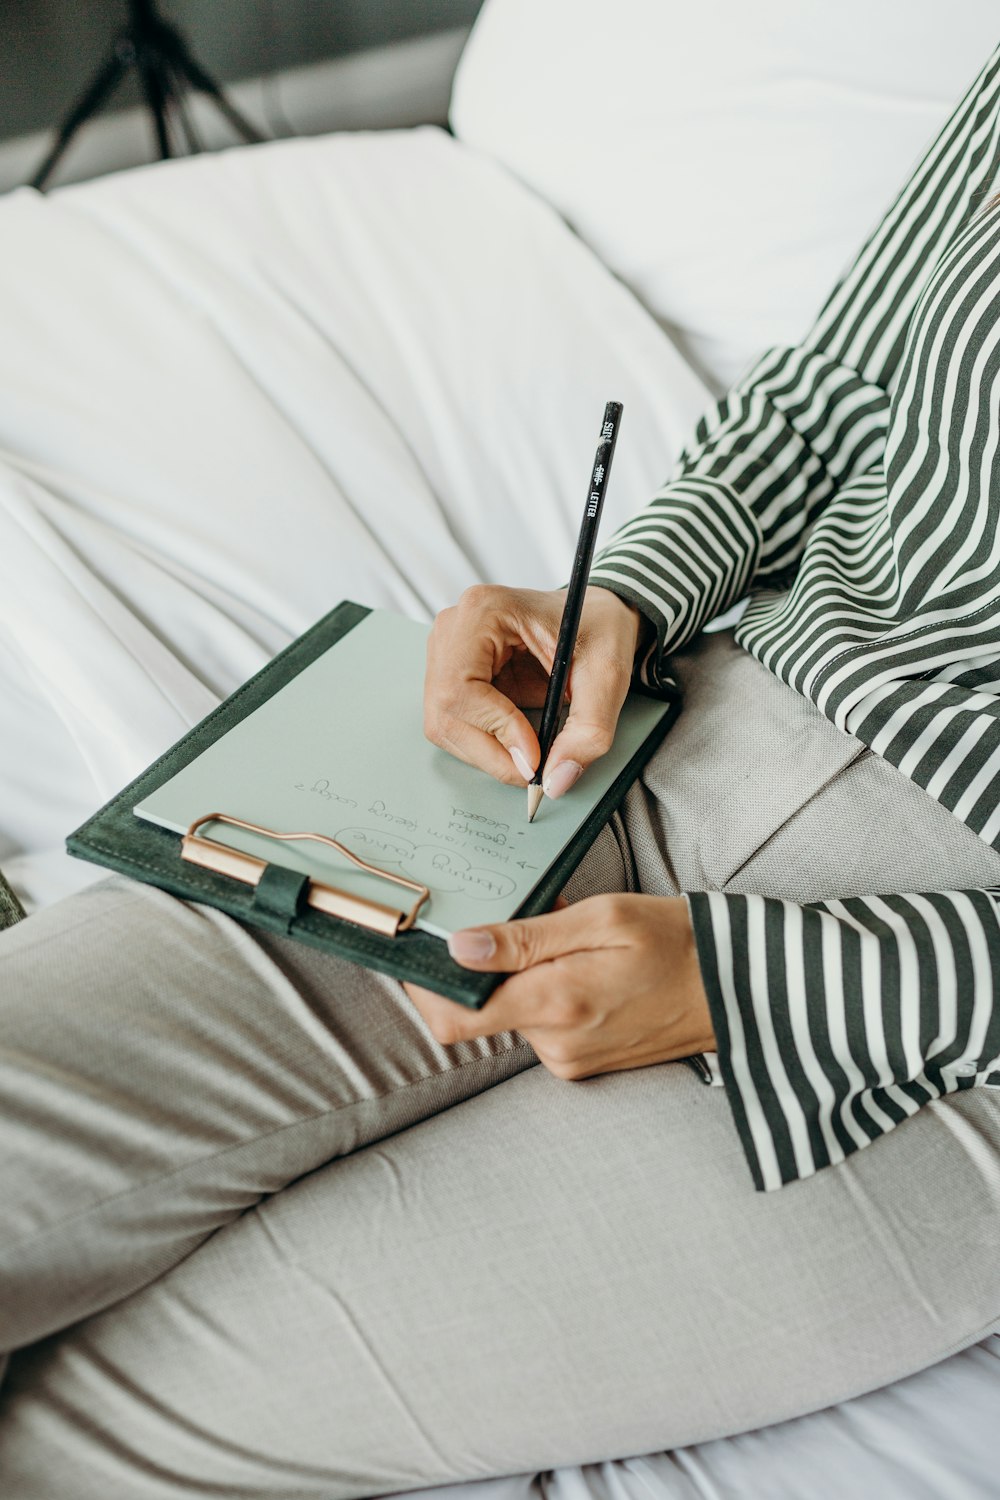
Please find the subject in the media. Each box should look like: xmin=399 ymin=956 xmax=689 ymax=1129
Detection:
xmin=135 ymin=610 xmax=670 ymax=938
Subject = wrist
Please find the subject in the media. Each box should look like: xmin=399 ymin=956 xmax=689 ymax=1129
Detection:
xmin=586 ymin=584 xmax=650 ymax=659
xmin=667 ymin=896 xmax=715 ymax=1054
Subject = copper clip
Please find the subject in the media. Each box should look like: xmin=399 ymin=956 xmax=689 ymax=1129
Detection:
xmin=180 ymin=812 xmax=429 ymax=937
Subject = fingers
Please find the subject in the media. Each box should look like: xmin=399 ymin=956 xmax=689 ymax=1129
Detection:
xmin=404 ymin=902 xmax=608 ymax=1043
xmin=401 ymin=981 xmax=493 ymax=1047
xmin=405 ymin=902 xmax=571 ymax=1046
xmin=543 ymin=651 xmax=632 ymax=794
xmin=405 ymin=941 xmax=606 ymax=1051
xmin=541 ymin=590 xmax=641 ymax=796
xmin=446 ymin=898 xmax=613 ymax=973
xmin=406 ymin=894 xmax=714 ymax=1083
xmin=404 ymin=964 xmax=555 ymax=1046
xmin=424 ymin=587 xmax=552 ymax=783
xmin=425 ymin=676 xmax=540 ymax=785
xmin=424 ymin=582 xmax=646 ymax=793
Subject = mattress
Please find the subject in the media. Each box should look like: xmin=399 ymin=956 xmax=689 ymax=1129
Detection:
xmin=0 ymin=127 xmax=995 ymax=1494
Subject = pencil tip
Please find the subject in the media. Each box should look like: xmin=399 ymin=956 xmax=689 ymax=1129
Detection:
xmin=527 ymin=784 xmax=544 ymax=822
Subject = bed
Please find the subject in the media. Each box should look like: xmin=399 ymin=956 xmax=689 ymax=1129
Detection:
xmin=1 ymin=0 xmax=998 ymax=1492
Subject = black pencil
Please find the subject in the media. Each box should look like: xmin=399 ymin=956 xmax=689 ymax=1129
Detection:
xmin=528 ymin=399 xmax=623 ymax=821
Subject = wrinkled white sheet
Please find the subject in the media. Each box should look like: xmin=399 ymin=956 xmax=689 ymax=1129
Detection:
xmin=0 ymin=127 xmax=996 ymax=1495
xmin=0 ymin=126 xmax=708 ymax=906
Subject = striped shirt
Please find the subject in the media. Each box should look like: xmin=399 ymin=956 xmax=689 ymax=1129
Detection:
xmin=589 ymin=42 xmax=1000 ymax=1190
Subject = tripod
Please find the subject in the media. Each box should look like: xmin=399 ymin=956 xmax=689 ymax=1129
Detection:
xmin=31 ymin=0 xmax=265 ymax=191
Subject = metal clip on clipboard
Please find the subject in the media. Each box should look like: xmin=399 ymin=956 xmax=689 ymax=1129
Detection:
xmin=180 ymin=812 xmax=430 ymax=936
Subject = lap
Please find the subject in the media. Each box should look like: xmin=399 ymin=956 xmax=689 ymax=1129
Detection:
xmin=625 ymin=629 xmax=1000 ymax=899
xmin=0 ymin=875 xmax=538 ymax=1350
xmin=3 ymin=632 xmax=1000 ymax=1493
xmin=1 ymin=1043 xmax=997 ymax=1497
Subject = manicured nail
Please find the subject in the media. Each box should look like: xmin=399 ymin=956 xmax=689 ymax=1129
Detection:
xmin=509 ymin=746 xmax=534 ymax=782
xmin=543 ymin=760 xmax=583 ymax=799
xmin=448 ymin=929 xmax=497 ymax=963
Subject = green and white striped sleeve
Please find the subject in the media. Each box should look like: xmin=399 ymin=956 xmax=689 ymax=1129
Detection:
xmin=587 ymin=41 xmax=1000 ymax=1192
xmin=685 ymin=183 xmax=1000 ymax=1191
xmin=687 ymin=889 xmax=1000 ymax=1191
xmin=589 ymin=43 xmax=1000 ymax=695
xmin=587 ymin=350 xmax=888 ymax=696
xmin=688 ymin=198 xmax=1000 ymax=1191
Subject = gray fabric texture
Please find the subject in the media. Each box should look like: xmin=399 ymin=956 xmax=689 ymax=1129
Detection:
xmin=0 ymin=629 xmax=998 ymax=1496
xmin=625 ymin=630 xmax=1000 ymax=902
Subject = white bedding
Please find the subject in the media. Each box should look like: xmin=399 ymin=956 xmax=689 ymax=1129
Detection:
xmin=0 ymin=127 xmax=707 ymax=907
xmin=0 ymin=127 xmax=995 ymax=1495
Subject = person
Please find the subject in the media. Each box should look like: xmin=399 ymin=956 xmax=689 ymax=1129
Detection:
xmin=1 ymin=38 xmax=1000 ymax=1500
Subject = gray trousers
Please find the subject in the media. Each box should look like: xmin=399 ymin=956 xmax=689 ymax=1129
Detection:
xmin=1 ymin=632 xmax=999 ymax=1497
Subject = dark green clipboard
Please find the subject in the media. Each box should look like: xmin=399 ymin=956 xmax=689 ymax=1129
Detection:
xmin=67 ymin=601 xmax=680 ymax=1007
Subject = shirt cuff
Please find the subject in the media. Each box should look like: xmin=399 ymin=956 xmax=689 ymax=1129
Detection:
xmin=685 ymin=1051 xmax=725 ymax=1087
xmin=588 ymin=478 xmax=761 ymax=689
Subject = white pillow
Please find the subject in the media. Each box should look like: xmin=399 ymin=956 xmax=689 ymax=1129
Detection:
xmin=451 ymin=0 xmax=1000 ymax=392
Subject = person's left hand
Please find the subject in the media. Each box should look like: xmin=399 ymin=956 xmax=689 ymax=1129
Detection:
xmin=403 ymin=893 xmax=715 ymax=1078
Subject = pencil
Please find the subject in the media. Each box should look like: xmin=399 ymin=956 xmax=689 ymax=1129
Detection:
xmin=528 ymin=399 xmax=623 ymax=821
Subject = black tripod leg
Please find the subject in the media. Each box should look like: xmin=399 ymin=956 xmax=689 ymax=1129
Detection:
xmin=31 ymin=51 xmax=129 ymax=190
xmin=171 ymin=80 xmax=203 ymax=155
xmin=159 ymin=55 xmax=203 ymax=155
xmin=168 ymin=45 xmax=264 ymax=144
xmin=138 ymin=49 xmax=172 ymax=158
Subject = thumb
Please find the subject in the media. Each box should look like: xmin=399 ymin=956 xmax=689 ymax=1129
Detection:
xmin=541 ymin=651 xmax=632 ymax=798
xmin=447 ymin=903 xmax=593 ymax=972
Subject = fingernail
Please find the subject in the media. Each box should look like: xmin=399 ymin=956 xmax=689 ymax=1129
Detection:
xmin=509 ymin=745 xmax=534 ymax=782
xmin=448 ymin=929 xmax=497 ymax=963
xmin=543 ymin=760 xmax=583 ymax=799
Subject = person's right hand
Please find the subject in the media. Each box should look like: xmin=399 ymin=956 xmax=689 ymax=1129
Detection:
xmin=423 ymin=584 xmax=646 ymax=799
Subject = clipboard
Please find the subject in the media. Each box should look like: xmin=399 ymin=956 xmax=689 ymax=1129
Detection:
xmin=180 ymin=811 xmax=430 ymax=936
xmin=67 ymin=601 xmax=680 ymax=1007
